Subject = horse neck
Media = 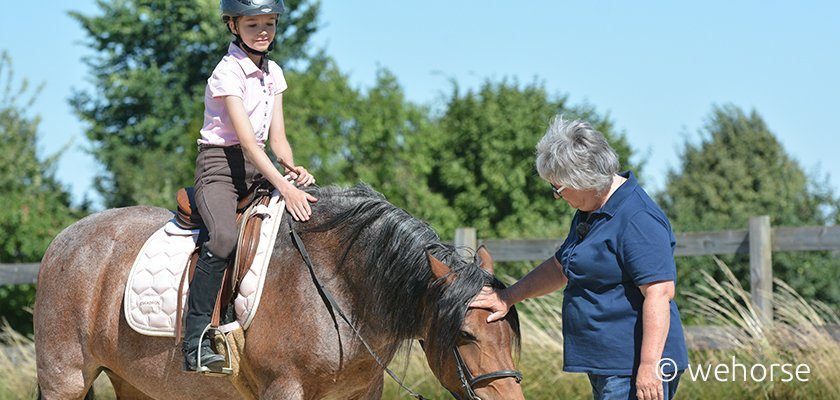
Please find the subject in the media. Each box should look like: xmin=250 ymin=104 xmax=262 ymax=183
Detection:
xmin=298 ymin=192 xmax=442 ymax=347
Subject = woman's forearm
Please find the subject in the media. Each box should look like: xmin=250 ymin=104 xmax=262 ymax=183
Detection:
xmin=504 ymin=257 xmax=568 ymax=305
xmin=639 ymin=284 xmax=672 ymax=367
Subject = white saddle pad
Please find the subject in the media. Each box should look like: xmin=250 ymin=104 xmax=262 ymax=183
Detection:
xmin=124 ymin=191 xmax=285 ymax=337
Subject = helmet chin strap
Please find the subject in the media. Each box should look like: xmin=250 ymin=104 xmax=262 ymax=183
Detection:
xmin=234 ymin=37 xmax=274 ymax=57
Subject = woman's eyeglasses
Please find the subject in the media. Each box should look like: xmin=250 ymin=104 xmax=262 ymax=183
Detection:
xmin=551 ymin=184 xmax=566 ymax=197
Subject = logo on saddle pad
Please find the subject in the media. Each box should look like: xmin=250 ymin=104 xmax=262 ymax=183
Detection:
xmin=123 ymin=191 xmax=285 ymax=337
xmin=138 ymin=297 xmax=162 ymax=315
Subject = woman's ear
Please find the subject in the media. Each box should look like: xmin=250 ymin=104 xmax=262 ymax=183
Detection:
xmin=227 ymin=19 xmax=238 ymax=35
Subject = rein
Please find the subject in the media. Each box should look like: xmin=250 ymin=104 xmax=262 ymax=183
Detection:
xmin=286 ymin=218 xmax=523 ymax=400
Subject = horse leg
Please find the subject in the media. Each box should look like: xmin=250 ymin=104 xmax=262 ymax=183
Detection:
xmin=36 ymin=363 xmax=101 ymax=400
xmin=260 ymin=379 xmax=304 ymax=400
xmin=105 ymin=371 xmax=156 ymax=400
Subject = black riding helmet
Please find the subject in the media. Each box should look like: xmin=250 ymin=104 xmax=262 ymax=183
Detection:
xmin=221 ymin=0 xmax=285 ymax=57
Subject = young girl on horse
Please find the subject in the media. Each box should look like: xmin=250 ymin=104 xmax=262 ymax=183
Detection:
xmin=183 ymin=0 xmax=317 ymax=372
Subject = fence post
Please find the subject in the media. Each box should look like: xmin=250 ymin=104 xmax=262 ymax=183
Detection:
xmin=749 ymin=215 xmax=773 ymax=323
xmin=454 ymin=227 xmax=477 ymax=259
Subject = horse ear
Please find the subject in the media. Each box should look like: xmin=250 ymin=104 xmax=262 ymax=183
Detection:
xmin=476 ymin=245 xmax=494 ymax=274
xmin=427 ymin=252 xmax=452 ymax=280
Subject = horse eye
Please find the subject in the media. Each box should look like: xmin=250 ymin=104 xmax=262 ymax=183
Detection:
xmin=459 ymin=331 xmax=476 ymax=342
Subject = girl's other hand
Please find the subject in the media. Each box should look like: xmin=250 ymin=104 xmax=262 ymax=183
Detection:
xmin=293 ymin=166 xmax=315 ymax=187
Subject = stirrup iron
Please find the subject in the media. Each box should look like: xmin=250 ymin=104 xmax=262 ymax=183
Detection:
xmin=195 ymin=324 xmax=234 ymax=376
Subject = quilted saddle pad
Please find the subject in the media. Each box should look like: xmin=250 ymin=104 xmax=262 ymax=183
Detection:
xmin=123 ymin=191 xmax=285 ymax=337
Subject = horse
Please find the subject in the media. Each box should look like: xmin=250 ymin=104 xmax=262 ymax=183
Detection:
xmin=34 ymin=184 xmax=523 ymax=399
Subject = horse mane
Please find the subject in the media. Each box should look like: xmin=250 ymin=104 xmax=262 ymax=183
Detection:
xmin=297 ymin=184 xmax=520 ymax=365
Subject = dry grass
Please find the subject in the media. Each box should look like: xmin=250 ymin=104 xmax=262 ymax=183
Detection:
xmin=0 ymin=322 xmax=115 ymax=400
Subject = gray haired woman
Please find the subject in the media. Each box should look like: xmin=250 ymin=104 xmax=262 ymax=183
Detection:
xmin=470 ymin=117 xmax=689 ymax=400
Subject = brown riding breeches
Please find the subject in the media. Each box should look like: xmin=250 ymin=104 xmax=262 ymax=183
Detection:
xmin=194 ymin=146 xmax=260 ymax=259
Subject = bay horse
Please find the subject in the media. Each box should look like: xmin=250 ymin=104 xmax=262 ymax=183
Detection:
xmin=34 ymin=184 xmax=523 ymax=399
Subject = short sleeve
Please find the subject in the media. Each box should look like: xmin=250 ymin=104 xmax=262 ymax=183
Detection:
xmin=268 ymin=61 xmax=288 ymax=95
xmin=207 ymin=64 xmax=245 ymax=99
xmin=620 ymin=210 xmax=676 ymax=285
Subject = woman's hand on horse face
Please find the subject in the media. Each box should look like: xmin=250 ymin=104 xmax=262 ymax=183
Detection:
xmin=281 ymin=185 xmax=318 ymax=221
xmin=469 ymin=287 xmax=512 ymax=323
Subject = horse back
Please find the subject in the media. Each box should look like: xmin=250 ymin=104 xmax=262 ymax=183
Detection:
xmin=35 ymin=206 xmax=172 ymax=356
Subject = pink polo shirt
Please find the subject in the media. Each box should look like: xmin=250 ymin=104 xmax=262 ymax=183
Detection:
xmin=198 ymin=43 xmax=288 ymax=147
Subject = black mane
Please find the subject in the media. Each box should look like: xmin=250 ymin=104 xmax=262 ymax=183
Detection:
xmin=297 ymin=184 xmax=520 ymax=365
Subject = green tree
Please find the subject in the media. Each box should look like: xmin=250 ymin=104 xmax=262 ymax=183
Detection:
xmin=0 ymin=52 xmax=84 ymax=335
xmin=659 ymin=105 xmax=840 ymax=309
xmin=70 ymin=0 xmax=319 ymax=208
xmin=427 ymin=80 xmax=639 ymax=240
xmin=284 ymin=58 xmax=458 ymax=231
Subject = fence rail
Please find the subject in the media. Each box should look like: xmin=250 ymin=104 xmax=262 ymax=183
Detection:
xmin=0 ymin=263 xmax=39 ymax=286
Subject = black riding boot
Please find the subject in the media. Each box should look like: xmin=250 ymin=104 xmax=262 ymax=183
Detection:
xmin=182 ymin=245 xmax=228 ymax=372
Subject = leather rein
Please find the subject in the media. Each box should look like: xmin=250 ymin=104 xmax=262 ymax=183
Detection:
xmin=286 ymin=219 xmax=522 ymax=399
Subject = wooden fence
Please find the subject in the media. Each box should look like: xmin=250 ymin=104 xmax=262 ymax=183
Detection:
xmin=454 ymin=216 xmax=840 ymax=322
xmin=2 ymin=216 xmax=839 ymax=322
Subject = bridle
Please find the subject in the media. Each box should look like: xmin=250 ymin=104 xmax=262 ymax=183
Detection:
xmin=452 ymin=346 xmax=523 ymax=400
xmin=287 ymin=219 xmax=523 ymax=399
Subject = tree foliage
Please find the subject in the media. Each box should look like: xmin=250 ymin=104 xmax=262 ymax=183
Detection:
xmin=70 ymin=0 xmax=319 ymax=207
xmin=0 ymin=52 xmax=84 ymax=335
xmin=660 ymin=105 xmax=840 ymax=308
xmin=283 ymin=56 xmax=458 ymax=232
xmin=427 ymin=80 xmax=639 ymax=239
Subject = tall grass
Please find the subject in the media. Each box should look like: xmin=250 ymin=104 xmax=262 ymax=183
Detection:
xmin=384 ymin=260 xmax=840 ymax=399
xmin=4 ymin=259 xmax=840 ymax=399
xmin=0 ymin=324 xmax=36 ymax=400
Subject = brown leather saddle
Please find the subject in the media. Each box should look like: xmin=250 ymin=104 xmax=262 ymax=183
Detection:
xmin=173 ymin=179 xmax=275 ymax=342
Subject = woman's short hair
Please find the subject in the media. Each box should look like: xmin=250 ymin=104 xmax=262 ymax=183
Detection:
xmin=535 ymin=116 xmax=620 ymax=193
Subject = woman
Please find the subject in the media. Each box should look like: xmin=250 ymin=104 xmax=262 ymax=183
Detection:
xmin=470 ymin=117 xmax=688 ymax=400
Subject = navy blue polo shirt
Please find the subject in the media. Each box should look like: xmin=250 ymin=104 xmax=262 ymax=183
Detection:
xmin=554 ymin=171 xmax=688 ymax=375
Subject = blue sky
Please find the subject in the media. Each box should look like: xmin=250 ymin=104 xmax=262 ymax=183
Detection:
xmin=3 ymin=1 xmax=839 ymax=210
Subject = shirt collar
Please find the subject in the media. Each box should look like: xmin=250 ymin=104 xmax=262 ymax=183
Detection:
xmin=228 ymin=42 xmax=262 ymax=76
xmin=594 ymin=170 xmax=637 ymax=217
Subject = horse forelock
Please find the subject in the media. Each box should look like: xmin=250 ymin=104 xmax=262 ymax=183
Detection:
xmin=298 ymin=184 xmax=520 ymax=365
xmin=425 ymin=251 xmax=521 ymax=370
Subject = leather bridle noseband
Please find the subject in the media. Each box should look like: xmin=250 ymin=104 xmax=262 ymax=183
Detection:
xmin=287 ymin=219 xmax=523 ymax=399
xmin=452 ymin=346 xmax=523 ymax=400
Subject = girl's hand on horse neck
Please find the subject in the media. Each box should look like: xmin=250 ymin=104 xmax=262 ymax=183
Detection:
xmin=224 ymin=95 xmax=317 ymax=221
